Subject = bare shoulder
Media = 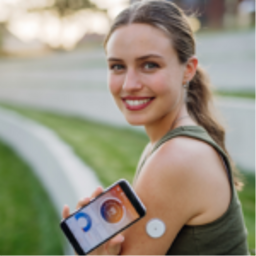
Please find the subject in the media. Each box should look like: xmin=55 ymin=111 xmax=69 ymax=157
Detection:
xmin=140 ymin=136 xmax=231 ymax=224
xmin=121 ymin=136 xmax=231 ymax=254
xmin=145 ymin=135 xmax=228 ymax=184
xmin=136 ymin=136 xmax=221 ymax=210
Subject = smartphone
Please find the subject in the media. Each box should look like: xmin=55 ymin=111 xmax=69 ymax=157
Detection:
xmin=60 ymin=179 xmax=146 ymax=255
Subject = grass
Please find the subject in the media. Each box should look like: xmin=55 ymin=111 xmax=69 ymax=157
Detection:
xmin=239 ymin=171 xmax=256 ymax=255
xmin=214 ymin=90 xmax=255 ymax=99
xmin=0 ymin=103 xmax=148 ymax=186
xmin=0 ymin=103 xmax=254 ymax=253
xmin=0 ymin=140 xmax=64 ymax=255
xmin=196 ymin=27 xmax=255 ymax=38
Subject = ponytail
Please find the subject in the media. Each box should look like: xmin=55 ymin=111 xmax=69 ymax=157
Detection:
xmin=187 ymin=67 xmax=243 ymax=190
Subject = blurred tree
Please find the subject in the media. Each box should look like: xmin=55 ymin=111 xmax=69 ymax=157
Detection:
xmin=29 ymin=0 xmax=106 ymax=17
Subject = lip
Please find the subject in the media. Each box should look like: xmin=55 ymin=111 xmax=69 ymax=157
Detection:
xmin=121 ymin=96 xmax=155 ymax=111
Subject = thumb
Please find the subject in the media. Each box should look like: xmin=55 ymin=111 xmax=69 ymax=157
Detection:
xmin=62 ymin=204 xmax=70 ymax=219
xmin=106 ymin=234 xmax=125 ymax=255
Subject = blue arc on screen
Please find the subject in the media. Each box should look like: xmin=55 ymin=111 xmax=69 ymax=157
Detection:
xmin=75 ymin=212 xmax=92 ymax=232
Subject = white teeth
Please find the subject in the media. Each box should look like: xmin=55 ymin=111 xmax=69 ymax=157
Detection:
xmin=125 ymin=98 xmax=151 ymax=106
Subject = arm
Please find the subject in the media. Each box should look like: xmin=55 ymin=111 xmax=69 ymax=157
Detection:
xmin=120 ymin=136 xmax=231 ymax=255
xmin=63 ymin=137 xmax=230 ymax=255
xmin=120 ymin=138 xmax=202 ymax=255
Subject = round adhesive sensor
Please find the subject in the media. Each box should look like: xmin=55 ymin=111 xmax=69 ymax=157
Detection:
xmin=146 ymin=218 xmax=166 ymax=238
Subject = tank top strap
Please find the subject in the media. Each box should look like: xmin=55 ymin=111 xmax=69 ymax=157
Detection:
xmin=152 ymin=126 xmax=224 ymax=155
xmin=135 ymin=126 xmax=233 ymax=187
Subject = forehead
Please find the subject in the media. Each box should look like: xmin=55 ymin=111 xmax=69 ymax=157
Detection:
xmin=106 ymin=23 xmax=176 ymax=59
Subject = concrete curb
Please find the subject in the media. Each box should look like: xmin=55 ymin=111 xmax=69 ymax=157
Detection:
xmin=0 ymin=107 xmax=102 ymax=254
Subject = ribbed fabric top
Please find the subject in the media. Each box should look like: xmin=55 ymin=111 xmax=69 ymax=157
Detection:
xmin=135 ymin=126 xmax=249 ymax=255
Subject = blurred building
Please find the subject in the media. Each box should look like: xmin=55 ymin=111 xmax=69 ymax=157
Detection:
xmin=129 ymin=0 xmax=255 ymax=30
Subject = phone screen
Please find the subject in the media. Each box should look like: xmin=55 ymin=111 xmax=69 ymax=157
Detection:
xmin=64 ymin=183 xmax=140 ymax=254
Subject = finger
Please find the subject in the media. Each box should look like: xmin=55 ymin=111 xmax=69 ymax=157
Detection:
xmin=89 ymin=245 xmax=106 ymax=255
xmin=109 ymin=234 xmax=125 ymax=246
xmin=90 ymin=186 xmax=104 ymax=200
xmin=106 ymin=234 xmax=125 ymax=255
xmin=76 ymin=187 xmax=103 ymax=211
xmin=62 ymin=204 xmax=70 ymax=219
xmin=76 ymin=197 xmax=90 ymax=210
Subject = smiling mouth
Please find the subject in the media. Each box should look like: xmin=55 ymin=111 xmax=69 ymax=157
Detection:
xmin=122 ymin=97 xmax=154 ymax=111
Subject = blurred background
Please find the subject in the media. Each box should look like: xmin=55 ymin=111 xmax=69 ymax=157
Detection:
xmin=0 ymin=0 xmax=255 ymax=254
xmin=0 ymin=0 xmax=255 ymax=52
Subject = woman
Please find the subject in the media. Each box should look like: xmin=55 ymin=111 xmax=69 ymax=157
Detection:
xmin=63 ymin=0 xmax=249 ymax=254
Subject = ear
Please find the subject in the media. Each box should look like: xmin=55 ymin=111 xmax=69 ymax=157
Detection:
xmin=182 ymin=56 xmax=198 ymax=84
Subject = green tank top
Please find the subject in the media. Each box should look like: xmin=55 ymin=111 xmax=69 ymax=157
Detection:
xmin=135 ymin=126 xmax=249 ymax=255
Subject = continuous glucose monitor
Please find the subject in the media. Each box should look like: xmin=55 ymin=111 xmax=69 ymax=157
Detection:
xmin=146 ymin=218 xmax=166 ymax=238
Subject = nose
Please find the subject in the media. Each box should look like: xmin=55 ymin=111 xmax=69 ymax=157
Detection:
xmin=122 ymin=68 xmax=142 ymax=92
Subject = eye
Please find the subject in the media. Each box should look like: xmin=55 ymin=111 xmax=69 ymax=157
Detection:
xmin=144 ymin=62 xmax=159 ymax=70
xmin=110 ymin=64 xmax=125 ymax=71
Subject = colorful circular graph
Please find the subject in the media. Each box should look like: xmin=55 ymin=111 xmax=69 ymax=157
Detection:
xmin=100 ymin=199 xmax=124 ymax=223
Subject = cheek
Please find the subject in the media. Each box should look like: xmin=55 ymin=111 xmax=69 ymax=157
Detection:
xmin=145 ymin=73 xmax=173 ymax=95
xmin=151 ymin=69 xmax=183 ymax=95
xmin=108 ymin=74 xmax=123 ymax=97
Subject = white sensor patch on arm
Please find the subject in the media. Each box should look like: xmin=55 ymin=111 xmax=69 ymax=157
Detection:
xmin=146 ymin=218 xmax=166 ymax=238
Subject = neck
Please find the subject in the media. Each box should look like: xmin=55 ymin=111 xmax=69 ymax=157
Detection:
xmin=144 ymin=104 xmax=195 ymax=145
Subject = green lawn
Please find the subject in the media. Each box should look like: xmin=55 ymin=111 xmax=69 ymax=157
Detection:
xmin=214 ymin=90 xmax=255 ymax=99
xmin=0 ymin=104 xmax=148 ymax=186
xmin=0 ymin=140 xmax=64 ymax=255
xmin=239 ymin=171 xmax=255 ymax=255
xmin=0 ymin=103 xmax=255 ymax=253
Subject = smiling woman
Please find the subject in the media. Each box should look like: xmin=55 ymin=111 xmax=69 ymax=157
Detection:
xmin=63 ymin=0 xmax=250 ymax=255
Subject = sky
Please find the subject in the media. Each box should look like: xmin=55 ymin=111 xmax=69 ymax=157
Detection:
xmin=0 ymin=0 xmax=129 ymax=49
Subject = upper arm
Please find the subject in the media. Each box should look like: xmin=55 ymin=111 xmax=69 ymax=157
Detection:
xmin=120 ymin=136 xmax=230 ymax=255
xmin=120 ymin=138 xmax=201 ymax=255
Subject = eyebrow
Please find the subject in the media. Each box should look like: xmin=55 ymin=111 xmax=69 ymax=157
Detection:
xmin=107 ymin=54 xmax=164 ymax=62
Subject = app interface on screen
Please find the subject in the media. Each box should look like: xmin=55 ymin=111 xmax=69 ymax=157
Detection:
xmin=66 ymin=184 xmax=140 ymax=253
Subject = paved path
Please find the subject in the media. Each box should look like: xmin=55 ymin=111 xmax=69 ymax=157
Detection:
xmin=0 ymin=30 xmax=254 ymax=91
xmin=196 ymin=30 xmax=254 ymax=91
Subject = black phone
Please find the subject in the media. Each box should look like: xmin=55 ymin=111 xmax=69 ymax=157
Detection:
xmin=60 ymin=179 xmax=146 ymax=255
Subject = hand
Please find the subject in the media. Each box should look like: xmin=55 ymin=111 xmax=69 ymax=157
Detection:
xmin=62 ymin=186 xmax=125 ymax=255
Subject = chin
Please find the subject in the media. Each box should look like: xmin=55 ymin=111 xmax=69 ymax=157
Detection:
xmin=125 ymin=117 xmax=145 ymax=126
xmin=126 ymin=119 xmax=144 ymax=126
xmin=124 ymin=116 xmax=149 ymax=126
